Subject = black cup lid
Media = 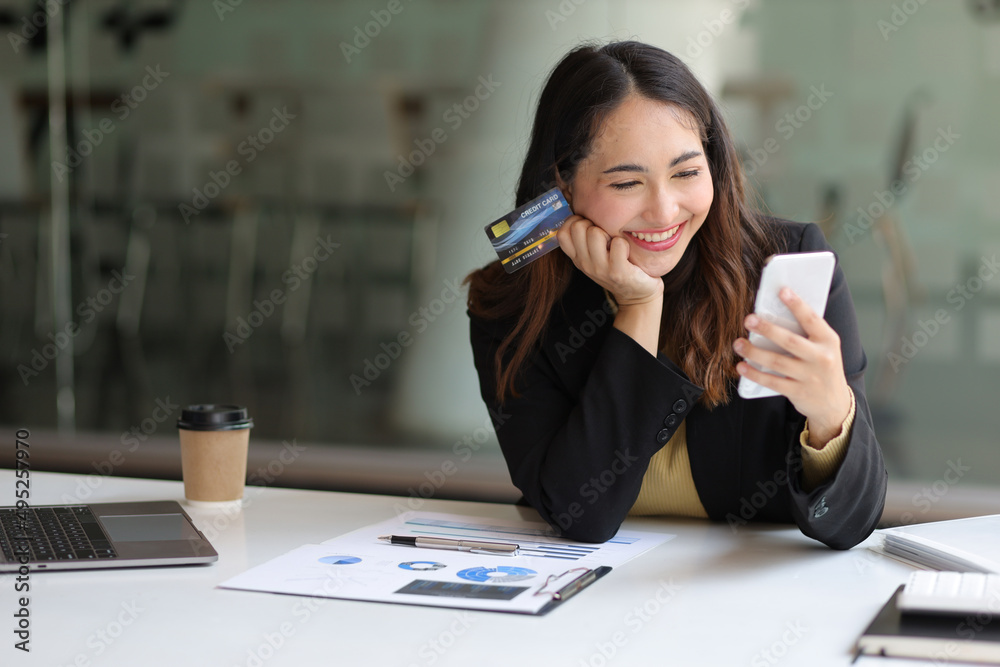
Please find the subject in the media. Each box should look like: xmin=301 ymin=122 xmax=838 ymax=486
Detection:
xmin=177 ymin=404 xmax=253 ymax=431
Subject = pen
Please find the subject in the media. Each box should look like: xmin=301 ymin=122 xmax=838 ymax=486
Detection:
xmin=377 ymin=535 xmax=519 ymax=556
xmin=552 ymin=566 xmax=610 ymax=601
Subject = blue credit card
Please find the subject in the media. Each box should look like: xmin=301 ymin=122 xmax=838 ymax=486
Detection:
xmin=484 ymin=187 xmax=572 ymax=273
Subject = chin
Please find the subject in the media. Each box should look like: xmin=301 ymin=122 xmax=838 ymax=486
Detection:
xmin=651 ymin=263 xmax=681 ymax=278
xmin=637 ymin=254 xmax=684 ymax=278
xmin=630 ymin=226 xmax=700 ymax=278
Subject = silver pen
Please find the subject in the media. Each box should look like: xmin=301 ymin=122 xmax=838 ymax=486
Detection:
xmin=378 ymin=535 xmax=519 ymax=556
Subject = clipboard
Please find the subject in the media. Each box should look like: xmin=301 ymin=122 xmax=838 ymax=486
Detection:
xmin=535 ymin=566 xmax=613 ymax=615
xmin=219 ymin=512 xmax=673 ymax=615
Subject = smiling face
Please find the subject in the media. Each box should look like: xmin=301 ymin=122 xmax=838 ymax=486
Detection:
xmin=564 ymin=95 xmax=715 ymax=278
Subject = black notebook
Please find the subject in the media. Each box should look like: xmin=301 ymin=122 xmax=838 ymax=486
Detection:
xmin=856 ymin=586 xmax=1000 ymax=663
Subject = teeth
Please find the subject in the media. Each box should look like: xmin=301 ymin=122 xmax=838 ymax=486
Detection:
xmin=629 ymin=226 xmax=680 ymax=243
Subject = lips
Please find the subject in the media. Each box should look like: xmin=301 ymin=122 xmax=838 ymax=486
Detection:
xmin=626 ymin=221 xmax=686 ymax=251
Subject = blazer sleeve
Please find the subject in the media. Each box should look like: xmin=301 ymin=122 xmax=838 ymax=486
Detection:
xmin=784 ymin=223 xmax=888 ymax=549
xmin=469 ymin=304 xmax=704 ymax=543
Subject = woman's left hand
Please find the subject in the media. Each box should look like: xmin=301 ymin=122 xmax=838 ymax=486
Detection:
xmin=732 ymin=287 xmax=852 ymax=448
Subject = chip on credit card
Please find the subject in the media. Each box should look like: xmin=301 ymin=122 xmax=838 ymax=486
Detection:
xmin=484 ymin=187 xmax=572 ymax=273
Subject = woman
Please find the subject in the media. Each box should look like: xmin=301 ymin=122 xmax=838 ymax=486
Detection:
xmin=466 ymin=41 xmax=886 ymax=549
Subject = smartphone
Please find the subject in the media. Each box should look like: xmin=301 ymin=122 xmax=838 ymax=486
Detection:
xmin=737 ymin=251 xmax=836 ymax=400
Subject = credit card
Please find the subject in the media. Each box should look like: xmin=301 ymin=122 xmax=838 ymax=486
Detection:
xmin=484 ymin=187 xmax=572 ymax=273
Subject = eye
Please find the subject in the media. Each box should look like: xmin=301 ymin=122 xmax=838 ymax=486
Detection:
xmin=676 ymin=169 xmax=700 ymax=179
xmin=610 ymin=181 xmax=640 ymax=191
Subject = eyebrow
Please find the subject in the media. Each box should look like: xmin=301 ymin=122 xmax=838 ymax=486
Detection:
xmin=601 ymin=150 xmax=703 ymax=174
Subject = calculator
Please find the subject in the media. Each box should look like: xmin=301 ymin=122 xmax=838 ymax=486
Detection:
xmin=898 ymin=570 xmax=1000 ymax=615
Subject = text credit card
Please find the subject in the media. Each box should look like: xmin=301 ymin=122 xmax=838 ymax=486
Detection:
xmin=484 ymin=187 xmax=571 ymax=273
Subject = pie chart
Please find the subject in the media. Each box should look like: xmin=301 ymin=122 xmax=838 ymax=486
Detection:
xmin=318 ymin=555 xmax=361 ymax=565
xmin=456 ymin=566 xmax=536 ymax=583
xmin=399 ymin=561 xmax=446 ymax=571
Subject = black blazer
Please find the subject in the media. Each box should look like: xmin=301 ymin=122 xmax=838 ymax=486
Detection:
xmin=469 ymin=220 xmax=887 ymax=549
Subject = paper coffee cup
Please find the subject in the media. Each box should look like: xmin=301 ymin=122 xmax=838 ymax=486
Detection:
xmin=177 ymin=405 xmax=253 ymax=505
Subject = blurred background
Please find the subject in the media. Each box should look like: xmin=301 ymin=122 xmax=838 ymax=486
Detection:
xmin=1 ymin=0 xmax=998 ymax=517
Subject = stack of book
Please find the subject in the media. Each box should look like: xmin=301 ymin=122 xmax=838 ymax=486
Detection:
xmin=856 ymin=515 xmax=1000 ymax=663
xmin=880 ymin=514 xmax=1000 ymax=573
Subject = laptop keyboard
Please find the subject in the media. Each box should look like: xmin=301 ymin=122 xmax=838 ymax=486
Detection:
xmin=0 ymin=506 xmax=118 ymax=563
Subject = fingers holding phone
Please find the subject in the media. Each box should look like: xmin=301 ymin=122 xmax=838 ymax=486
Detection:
xmin=734 ymin=252 xmax=852 ymax=445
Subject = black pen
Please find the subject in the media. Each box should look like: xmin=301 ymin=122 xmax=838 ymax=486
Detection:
xmin=378 ymin=535 xmax=519 ymax=556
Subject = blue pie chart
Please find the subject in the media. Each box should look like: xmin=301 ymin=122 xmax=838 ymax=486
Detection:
xmin=457 ymin=566 xmax=536 ymax=583
xmin=318 ymin=555 xmax=361 ymax=565
xmin=399 ymin=561 xmax=446 ymax=571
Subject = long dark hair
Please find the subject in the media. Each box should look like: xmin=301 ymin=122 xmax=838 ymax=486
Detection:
xmin=466 ymin=41 xmax=779 ymax=407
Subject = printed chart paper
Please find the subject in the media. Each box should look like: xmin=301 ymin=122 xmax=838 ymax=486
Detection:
xmin=219 ymin=512 xmax=673 ymax=614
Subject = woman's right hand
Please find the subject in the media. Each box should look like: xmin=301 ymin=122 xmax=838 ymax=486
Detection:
xmin=556 ymin=215 xmax=664 ymax=306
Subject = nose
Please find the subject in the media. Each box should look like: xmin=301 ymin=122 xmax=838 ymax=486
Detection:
xmin=642 ymin=185 xmax=680 ymax=227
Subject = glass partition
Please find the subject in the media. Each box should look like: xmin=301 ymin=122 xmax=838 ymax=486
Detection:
xmin=1 ymin=0 xmax=996 ymax=499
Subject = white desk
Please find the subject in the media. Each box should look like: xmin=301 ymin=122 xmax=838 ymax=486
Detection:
xmin=1 ymin=470 xmax=925 ymax=667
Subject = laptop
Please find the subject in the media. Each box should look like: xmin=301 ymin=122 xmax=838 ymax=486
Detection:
xmin=0 ymin=500 xmax=218 ymax=572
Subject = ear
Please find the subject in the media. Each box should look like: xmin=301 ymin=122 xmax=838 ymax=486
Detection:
xmin=554 ymin=172 xmax=572 ymax=206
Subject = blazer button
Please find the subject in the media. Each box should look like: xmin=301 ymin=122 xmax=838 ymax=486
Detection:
xmin=672 ymin=399 xmax=688 ymax=413
xmin=663 ymin=413 xmax=679 ymax=428
xmin=812 ymin=496 xmax=829 ymax=519
xmin=655 ymin=429 xmax=670 ymax=444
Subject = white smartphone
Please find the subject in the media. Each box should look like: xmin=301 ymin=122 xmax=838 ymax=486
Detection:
xmin=737 ymin=251 xmax=836 ymax=400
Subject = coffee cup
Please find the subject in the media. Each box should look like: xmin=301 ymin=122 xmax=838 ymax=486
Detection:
xmin=177 ymin=404 xmax=253 ymax=507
